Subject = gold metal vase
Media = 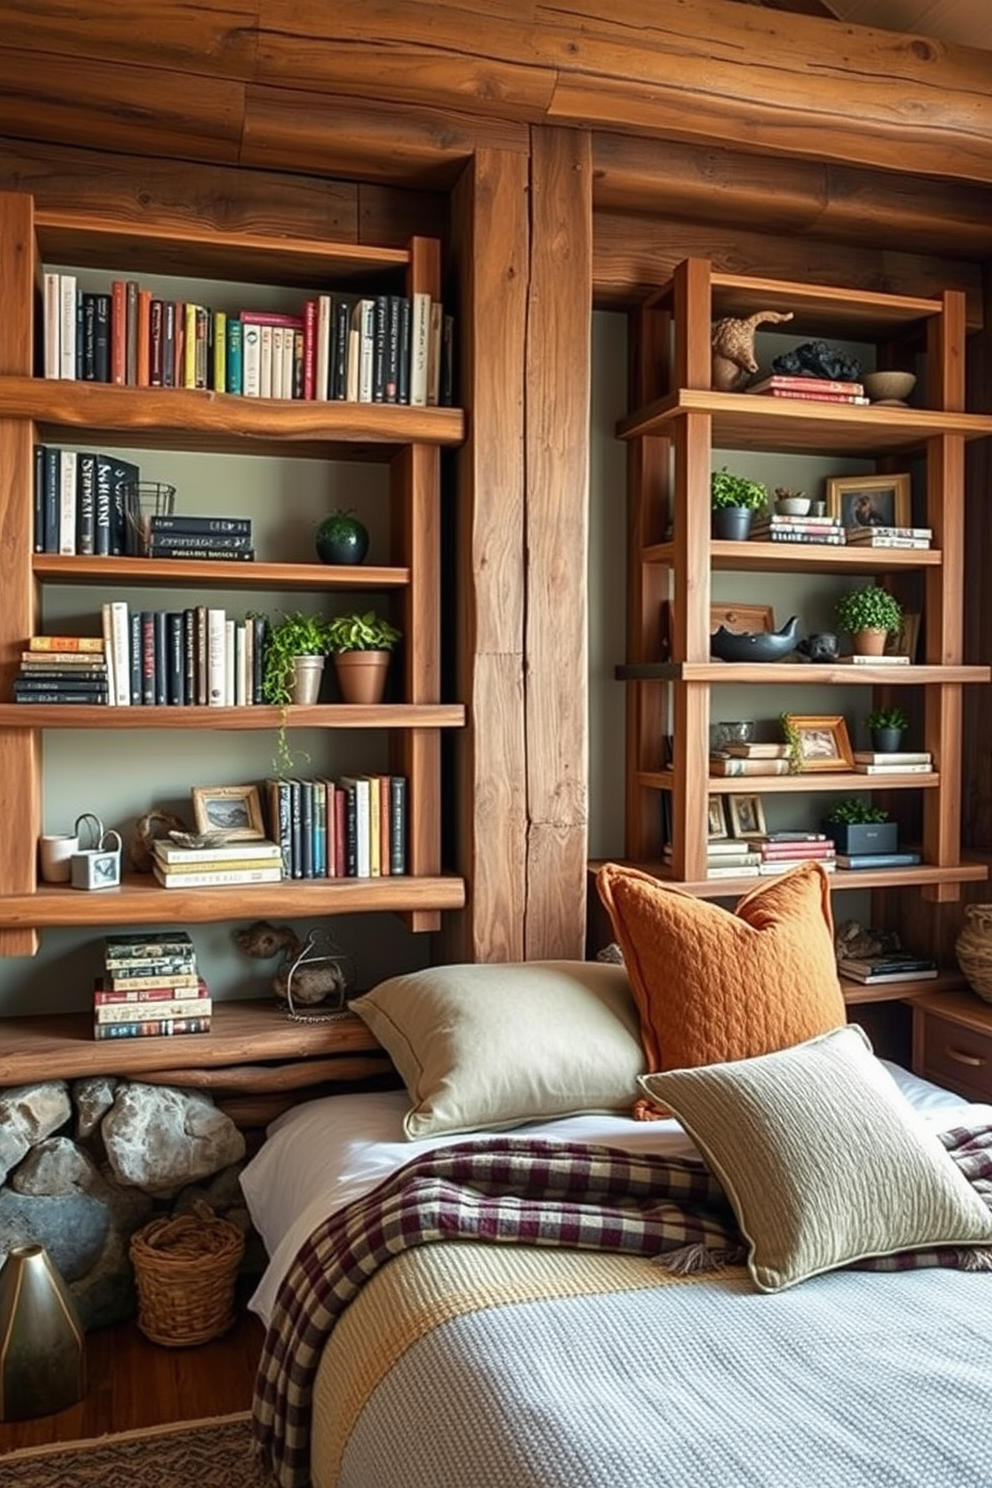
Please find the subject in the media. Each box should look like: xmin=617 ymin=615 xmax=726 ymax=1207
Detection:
xmin=0 ymin=1243 xmax=86 ymax=1420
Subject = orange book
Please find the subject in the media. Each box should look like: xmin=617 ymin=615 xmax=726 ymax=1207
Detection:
xmin=137 ymin=288 xmax=152 ymax=387
xmin=110 ymin=279 xmax=127 ymax=384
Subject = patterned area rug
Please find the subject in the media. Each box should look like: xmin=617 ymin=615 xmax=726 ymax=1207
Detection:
xmin=0 ymin=1413 xmax=267 ymax=1488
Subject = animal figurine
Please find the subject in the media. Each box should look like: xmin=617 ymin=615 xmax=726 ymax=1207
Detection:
xmin=125 ymin=809 xmax=190 ymax=872
xmin=711 ymin=309 xmax=795 ymax=391
xmin=232 ymin=920 xmax=351 ymax=1008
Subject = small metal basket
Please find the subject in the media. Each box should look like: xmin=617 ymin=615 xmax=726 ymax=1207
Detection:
xmin=283 ymin=929 xmax=356 ymax=1022
xmin=70 ymin=813 xmax=122 ymax=890
xmin=124 ymin=481 xmax=176 ymax=557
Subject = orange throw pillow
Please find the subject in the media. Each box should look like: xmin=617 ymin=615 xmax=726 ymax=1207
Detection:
xmin=596 ymin=861 xmax=846 ymax=1115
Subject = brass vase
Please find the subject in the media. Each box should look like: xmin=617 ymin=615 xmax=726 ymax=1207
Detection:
xmin=0 ymin=1243 xmax=86 ymax=1420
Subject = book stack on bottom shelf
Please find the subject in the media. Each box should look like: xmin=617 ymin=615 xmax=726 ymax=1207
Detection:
xmin=151 ymin=837 xmax=283 ymax=887
xmin=95 ymin=931 xmax=211 ymax=1039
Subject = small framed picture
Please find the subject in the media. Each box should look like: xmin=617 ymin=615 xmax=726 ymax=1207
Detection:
xmin=825 ymin=473 xmax=911 ymax=530
xmin=708 ymin=794 xmax=729 ymax=840
xmin=784 ymin=713 xmax=854 ymax=773
xmin=191 ymin=784 xmax=266 ymax=840
xmin=728 ymin=794 xmax=767 ymax=838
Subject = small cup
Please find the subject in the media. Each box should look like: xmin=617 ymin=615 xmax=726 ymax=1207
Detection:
xmin=38 ymin=833 xmax=79 ymax=884
xmin=715 ymin=720 xmax=755 ymax=749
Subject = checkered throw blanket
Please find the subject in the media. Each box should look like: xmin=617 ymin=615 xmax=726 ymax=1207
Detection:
xmin=252 ymin=1126 xmax=992 ymax=1488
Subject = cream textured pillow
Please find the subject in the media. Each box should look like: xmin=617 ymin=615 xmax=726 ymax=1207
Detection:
xmin=350 ymin=960 xmax=646 ymax=1138
xmin=640 ymin=1024 xmax=992 ymax=1292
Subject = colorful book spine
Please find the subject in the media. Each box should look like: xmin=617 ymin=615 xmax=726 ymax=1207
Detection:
xmin=93 ymin=1017 xmax=212 ymax=1039
xmin=94 ymin=998 xmax=213 ymax=1024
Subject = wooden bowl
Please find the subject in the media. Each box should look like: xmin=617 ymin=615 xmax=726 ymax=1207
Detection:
xmin=862 ymin=371 xmax=916 ymax=405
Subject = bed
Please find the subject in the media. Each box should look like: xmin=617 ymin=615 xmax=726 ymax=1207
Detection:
xmin=240 ymin=868 xmax=992 ymax=1488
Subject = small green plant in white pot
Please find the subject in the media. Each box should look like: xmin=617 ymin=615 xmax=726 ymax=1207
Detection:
xmin=834 ymin=583 xmax=902 ymax=656
xmin=326 ymin=609 xmax=402 ymax=704
xmin=711 ymin=467 xmax=767 ymax=541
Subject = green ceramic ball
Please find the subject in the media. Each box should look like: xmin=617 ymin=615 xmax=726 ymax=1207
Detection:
xmin=315 ymin=511 xmax=370 ymax=565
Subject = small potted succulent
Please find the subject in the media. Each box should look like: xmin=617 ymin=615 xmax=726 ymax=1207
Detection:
xmin=326 ymin=609 xmax=402 ymax=704
xmin=865 ymin=703 xmax=909 ymax=753
xmin=710 ymin=467 xmax=768 ymax=541
xmin=821 ymin=799 xmax=898 ymax=856
xmin=834 ymin=583 xmax=902 ymax=656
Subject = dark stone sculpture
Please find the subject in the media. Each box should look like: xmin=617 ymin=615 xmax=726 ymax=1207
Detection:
xmin=772 ymin=340 xmax=861 ymax=382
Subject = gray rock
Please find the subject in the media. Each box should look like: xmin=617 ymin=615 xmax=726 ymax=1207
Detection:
xmin=102 ymin=1084 xmax=245 ymax=1192
xmin=72 ymin=1076 xmax=119 ymax=1139
xmin=0 ymin=1190 xmax=107 ymax=1281
xmin=0 ymin=1083 xmax=72 ymax=1184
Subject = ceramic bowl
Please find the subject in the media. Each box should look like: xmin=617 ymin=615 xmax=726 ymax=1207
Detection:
xmin=710 ymin=616 xmax=800 ymax=663
xmin=774 ymin=497 xmax=811 ymax=516
xmin=862 ymin=371 xmax=916 ymax=405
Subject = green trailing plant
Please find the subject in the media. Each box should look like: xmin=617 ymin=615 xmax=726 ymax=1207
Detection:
xmin=262 ymin=611 xmax=333 ymax=707
xmin=824 ymin=798 xmax=890 ymax=825
xmin=779 ymin=713 xmax=804 ymax=774
xmin=710 ymin=467 xmax=768 ymax=511
xmin=865 ymin=704 xmax=909 ymax=732
xmin=834 ymin=583 xmax=902 ymax=636
xmin=325 ymin=609 xmax=402 ymax=653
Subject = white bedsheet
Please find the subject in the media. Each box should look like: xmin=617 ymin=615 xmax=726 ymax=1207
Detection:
xmin=240 ymin=1061 xmax=992 ymax=1325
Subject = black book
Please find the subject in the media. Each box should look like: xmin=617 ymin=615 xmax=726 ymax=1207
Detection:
xmin=299 ymin=778 xmax=315 ymax=878
xmin=94 ymin=453 xmax=113 ymax=555
xmin=389 ymin=775 xmax=407 ymax=874
xmin=289 ymin=779 xmax=302 ymax=878
xmin=372 ymin=294 xmax=389 ymax=402
xmin=80 ymin=292 xmax=97 ymax=380
xmin=148 ymin=546 xmax=256 ymax=563
xmin=149 ymin=530 xmax=251 ymax=550
xmin=33 ymin=443 xmax=45 ymax=552
xmin=15 ymin=667 xmax=108 ymax=683
xmin=384 ymin=294 xmax=401 ymax=403
xmin=154 ymin=610 xmax=168 ymax=705
xmin=93 ymin=293 xmax=110 ymax=383
xmin=129 ymin=609 xmax=142 ymax=703
xmin=183 ymin=608 xmax=197 ymax=706
xmin=149 ymin=514 xmax=251 ymax=536
xmin=76 ymin=451 xmax=97 ymax=555
xmin=110 ymin=457 xmax=140 ymax=555
xmin=14 ymin=674 xmax=109 ymax=692
xmin=331 ymin=296 xmax=350 ymax=400
xmin=42 ymin=446 xmax=60 ymax=554
xmin=252 ymin=615 xmax=268 ymax=704
xmin=166 ymin=612 xmax=186 ymax=705
xmin=396 ymin=296 xmax=411 ymax=405
xmin=13 ymin=689 xmax=109 ymax=704
xmin=140 ymin=611 xmax=156 ymax=706
xmin=162 ymin=300 xmax=176 ymax=388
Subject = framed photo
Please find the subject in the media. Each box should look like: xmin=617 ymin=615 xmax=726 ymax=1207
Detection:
xmin=728 ymin=794 xmax=767 ymax=838
xmin=825 ymin=473 xmax=911 ymax=531
xmin=783 ymin=713 xmax=854 ymax=773
xmin=191 ymin=784 xmax=266 ymax=840
xmin=710 ymin=602 xmax=775 ymax=635
xmin=708 ymin=794 xmax=729 ymax=840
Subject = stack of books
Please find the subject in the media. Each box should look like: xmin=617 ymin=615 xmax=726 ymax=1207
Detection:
xmin=749 ymin=512 xmax=844 ymax=546
xmin=853 ymin=750 xmax=933 ymax=775
xmin=710 ymin=742 xmax=792 ymax=778
xmin=740 ymin=831 xmax=837 ymax=874
xmin=13 ymin=635 xmax=110 ymax=705
xmin=744 ymin=374 xmax=869 ymax=405
xmin=837 ymin=653 xmax=911 ymax=667
xmin=844 ymin=525 xmax=932 ymax=550
xmin=835 ymin=848 xmax=923 ymax=870
xmin=663 ymin=839 xmax=761 ymax=879
xmin=94 ymin=931 xmax=210 ymax=1039
xmin=151 ymin=837 xmax=283 ymax=888
xmin=147 ymin=514 xmax=254 ymax=563
xmin=836 ymin=951 xmax=938 ymax=985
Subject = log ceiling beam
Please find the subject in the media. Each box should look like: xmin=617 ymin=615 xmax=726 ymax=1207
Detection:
xmin=0 ymin=0 xmax=991 ymax=186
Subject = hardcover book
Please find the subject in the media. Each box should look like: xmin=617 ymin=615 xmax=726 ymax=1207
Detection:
xmin=835 ymin=851 xmax=923 ymax=869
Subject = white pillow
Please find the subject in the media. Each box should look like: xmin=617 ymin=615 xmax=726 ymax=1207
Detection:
xmin=350 ymin=960 xmax=646 ymax=1138
xmin=640 ymin=1025 xmax=992 ymax=1293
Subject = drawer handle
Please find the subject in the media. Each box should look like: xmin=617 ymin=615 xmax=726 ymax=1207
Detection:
xmin=943 ymin=1045 xmax=986 ymax=1068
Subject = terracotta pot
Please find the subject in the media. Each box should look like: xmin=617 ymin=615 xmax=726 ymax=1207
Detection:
xmin=852 ymin=627 xmax=888 ymax=656
xmin=333 ymin=650 xmax=390 ymax=704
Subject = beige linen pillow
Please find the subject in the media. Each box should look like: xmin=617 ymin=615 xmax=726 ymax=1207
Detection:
xmin=640 ymin=1024 xmax=992 ymax=1293
xmin=350 ymin=960 xmax=646 ymax=1138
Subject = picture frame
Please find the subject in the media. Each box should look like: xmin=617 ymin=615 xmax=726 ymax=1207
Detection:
xmin=728 ymin=794 xmax=767 ymax=838
xmin=885 ymin=611 xmax=921 ymax=662
xmin=783 ymin=713 xmax=854 ymax=773
xmin=710 ymin=602 xmax=775 ymax=635
xmin=191 ymin=784 xmax=266 ymax=840
xmin=824 ymin=473 xmax=911 ymax=531
xmin=708 ymin=794 xmax=730 ymax=840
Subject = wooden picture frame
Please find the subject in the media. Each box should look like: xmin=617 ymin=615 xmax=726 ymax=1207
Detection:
xmin=708 ymin=794 xmax=730 ymax=840
xmin=710 ymin=602 xmax=775 ymax=635
xmin=885 ymin=611 xmax=921 ymax=662
xmin=824 ymin=473 xmax=911 ymax=531
xmin=191 ymin=784 xmax=266 ymax=840
xmin=728 ymin=794 xmax=767 ymax=838
xmin=783 ymin=713 xmax=854 ymax=773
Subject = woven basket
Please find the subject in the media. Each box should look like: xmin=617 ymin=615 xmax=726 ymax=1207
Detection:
xmin=955 ymin=904 xmax=992 ymax=1004
xmin=129 ymin=1200 xmax=245 ymax=1347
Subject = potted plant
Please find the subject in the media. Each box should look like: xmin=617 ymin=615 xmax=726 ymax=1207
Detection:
xmin=710 ymin=467 xmax=767 ymax=541
xmin=865 ymin=703 xmax=909 ymax=753
xmin=821 ymin=799 xmax=898 ymax=856
xmin=834 ymin=583 xmax=902 ymax=656
xmin=262 ymin=611 xmax=332 ymax=708
xmin=326 ymin=609 xmax=402 ymax=704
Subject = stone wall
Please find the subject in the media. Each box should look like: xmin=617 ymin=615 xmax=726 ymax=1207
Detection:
xmin=0 ymin=1079 xmax=250 ymax=1329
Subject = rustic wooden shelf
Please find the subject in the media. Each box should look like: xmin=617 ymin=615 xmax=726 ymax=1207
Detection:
xmin=0 ymin=703 xmax=466 ymax=730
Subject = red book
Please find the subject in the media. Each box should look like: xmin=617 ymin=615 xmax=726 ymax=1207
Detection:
xmin=747 ymin=374 xmax=864 ymax=396
xmin=333 ymin=787 xmax=347 ymax=877
xmin=759 ymin=842 xmax=836 ymax=859
xmin=302 ymin=299 xmax=317 ymax=400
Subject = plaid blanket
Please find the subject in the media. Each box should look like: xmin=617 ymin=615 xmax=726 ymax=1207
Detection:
xmin=252 ymin=1127 xmax=992 ymax=1488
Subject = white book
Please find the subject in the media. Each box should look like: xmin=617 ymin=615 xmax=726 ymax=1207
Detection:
xmin=95 ymin=998 xmax=214 ymax=1025
xmin=706 ymin=864 xmax=760 ymax=879
xmin=355 ymin=298 xmax=375 ymax=402
xmin=57 ymin=449 xmax=77 ymax=554
xmin=44 ymin=271 xmax=61 ymax=378
xmin=242 ymin=322 xmax=261 ymax=397
xmin=101 ymin=601 xmax=117 ymax=707
xmin=836 ymin=654 xmax=911 ymax=666
xmin=281 ymin=324 xmax=295 ymax=399
xmin=259 ymin=324 xmax=274 ymax=398
xmin=315 ymin=294 xmax=331 ymax=401
xmin=59 ymin=273 xmax=78 ymax=380
xmin=853 ymin=762 xmax=933 ymax=774
xmin=153 ymin=838 xmax=281 ymax=865
xmin=224 ymin=618 xmax=236 ymax=706
xmin=339 ymin=774 xmax=371 ymax=877
xmin=207 ymin=607 xmax=227 ymax=706
xmin=409 ymin=290 xmax=430 ymax=407
xmin=109 ymin=600 xmax=131 ymax=706
xmin=853 ymin=751 xmax=931 ymax=765
xmin=154 ymin=866 xmax=283 ymax=888
xmin=234 ymin=622 xmax=247 ymax=707
xmin=759 ymin=858 xmax=836 ymax=873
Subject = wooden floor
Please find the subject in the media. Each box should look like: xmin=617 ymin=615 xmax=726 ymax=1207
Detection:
xmin=0 ymin=1303 xmax=265 ymax=1454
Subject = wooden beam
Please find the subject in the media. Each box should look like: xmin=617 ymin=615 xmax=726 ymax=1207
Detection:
xmin=1 ymin=1 xmax=991 ymax=184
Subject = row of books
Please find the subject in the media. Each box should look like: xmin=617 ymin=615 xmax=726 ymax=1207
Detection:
xmin=266 ymin=774 xmax=408 ymax=879
xmin=32 ymin=446 xmax=136 ymax=556
xmin=93 ymin=930 xmax=211 ymax=1039
xmin=43 ymin=272 xmax=454 ymax=407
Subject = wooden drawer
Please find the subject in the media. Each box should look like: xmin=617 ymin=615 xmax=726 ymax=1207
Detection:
xmin=914 ymin=1005 xmax=992 ymax=1104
